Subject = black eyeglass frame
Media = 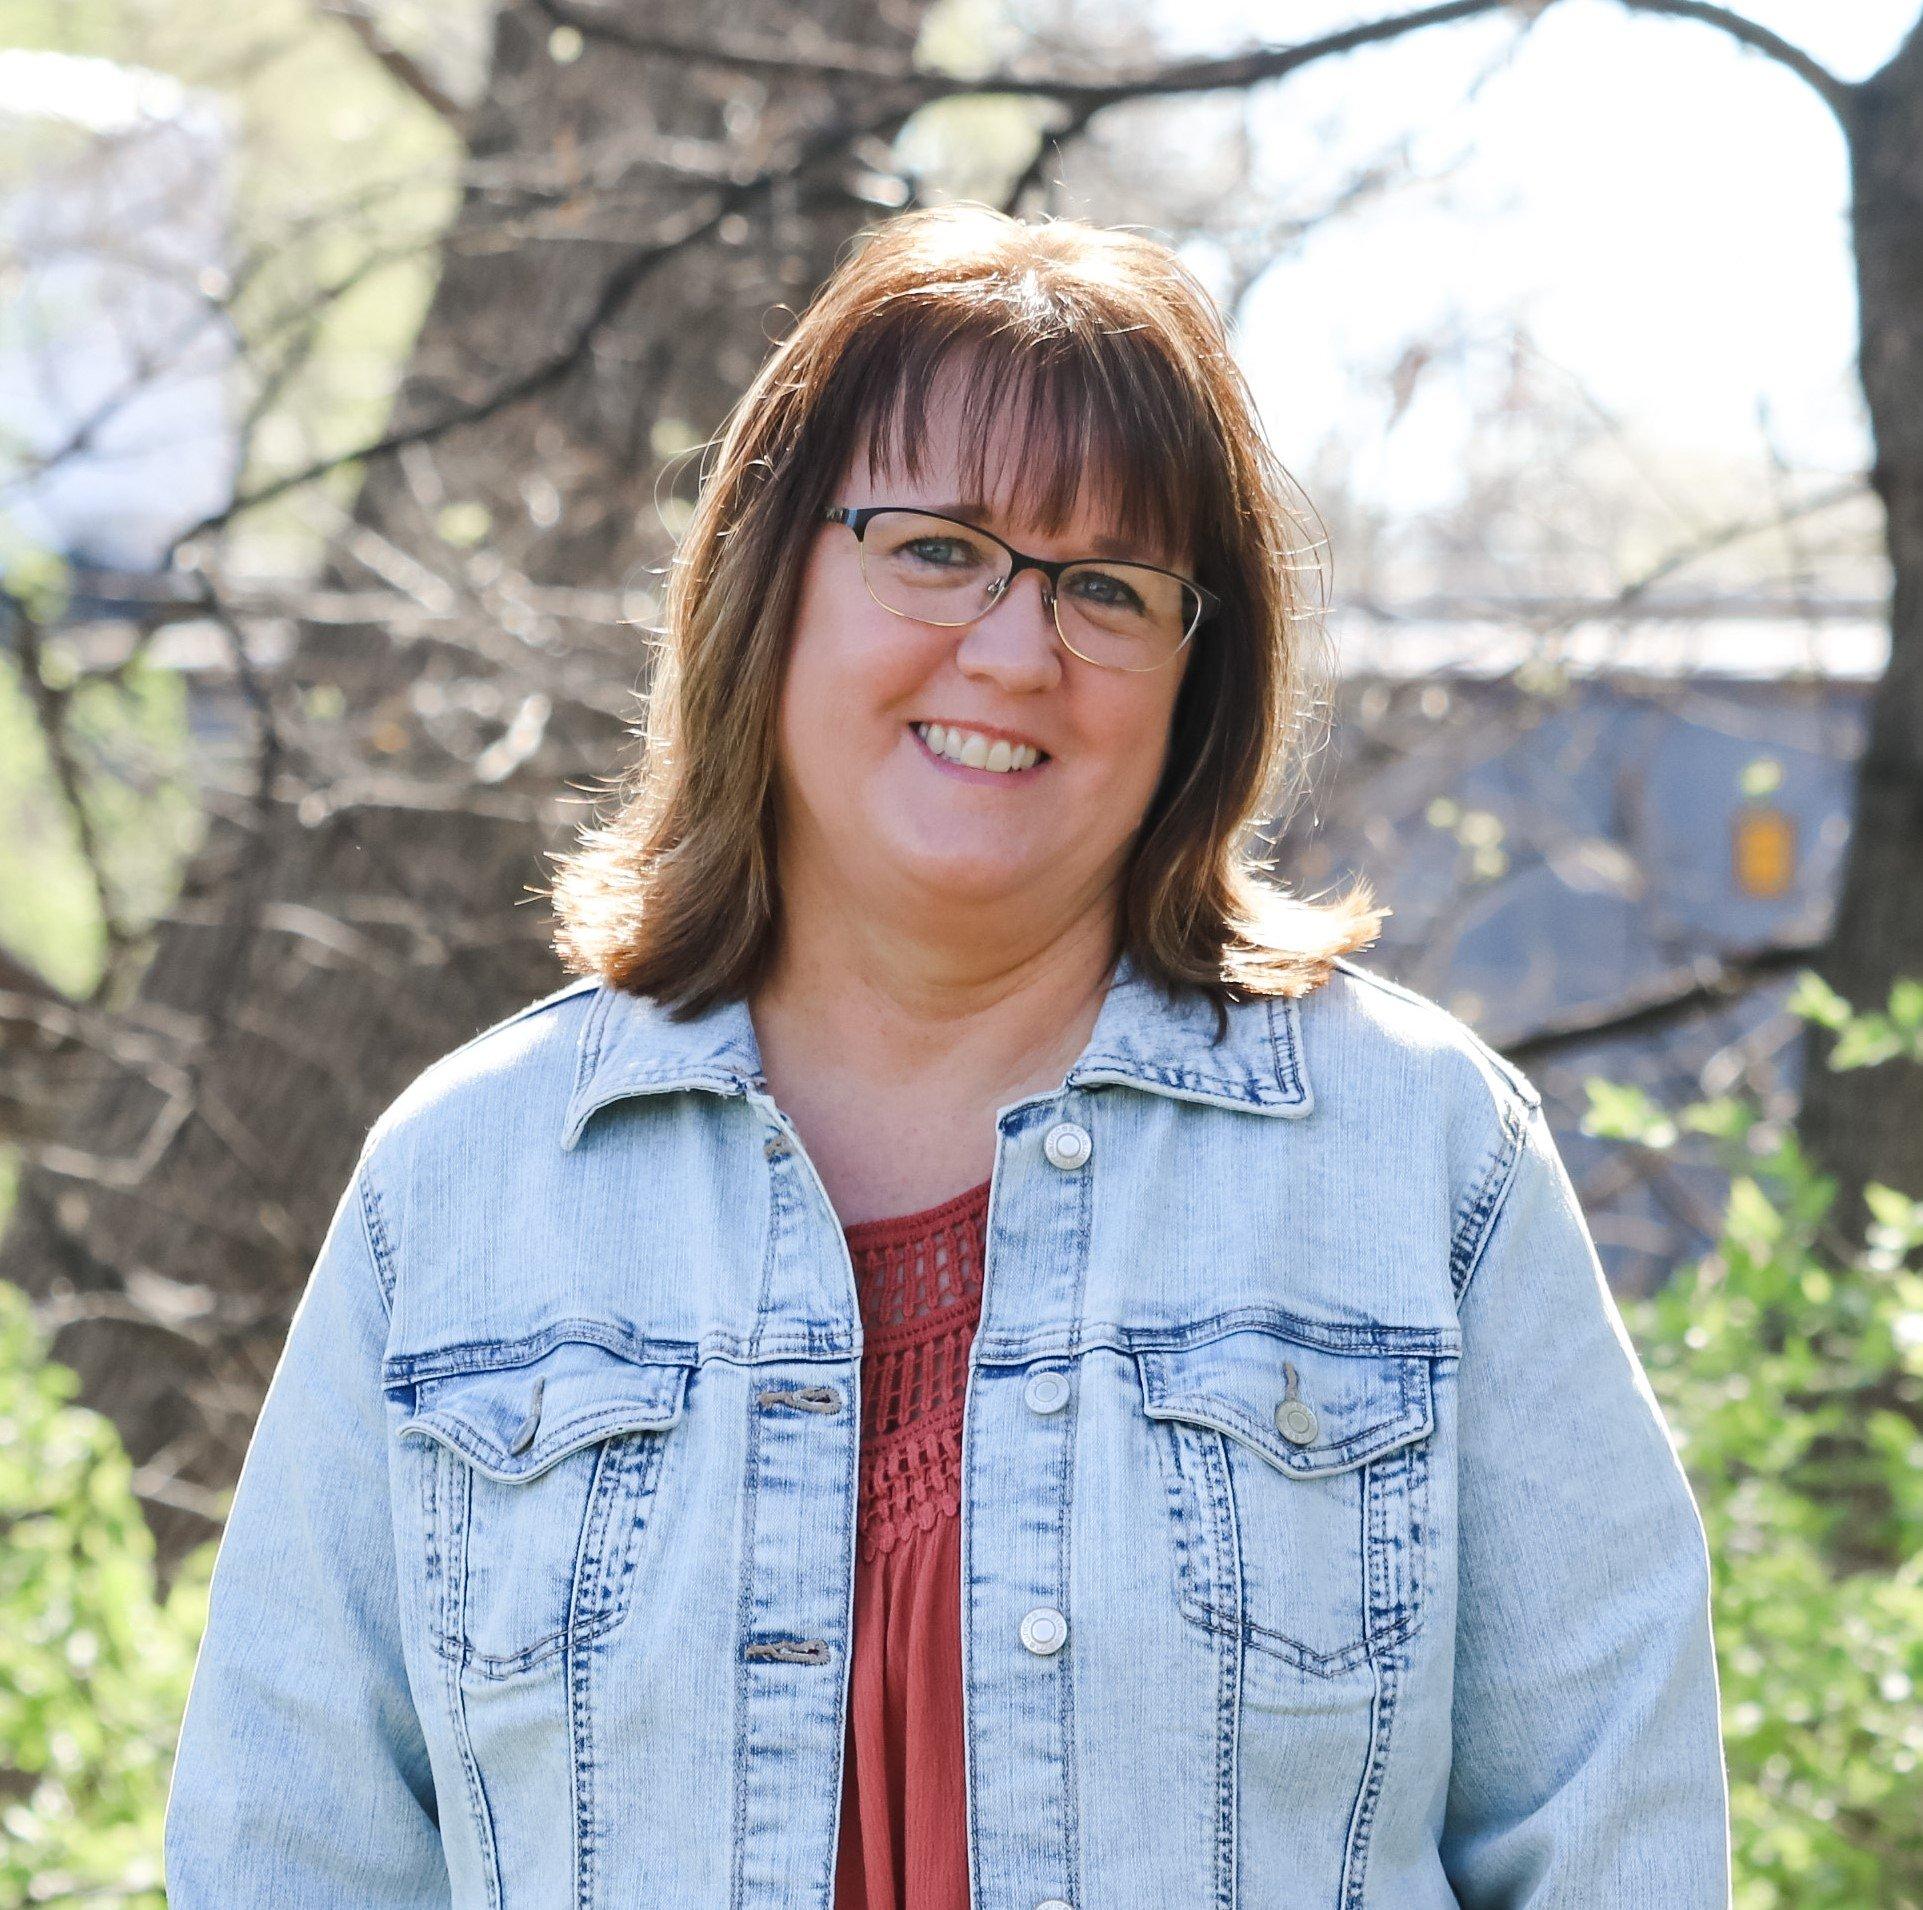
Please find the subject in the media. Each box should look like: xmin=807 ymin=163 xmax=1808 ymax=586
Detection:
xmin=821 ymin=503 xmax=1220 ymax=668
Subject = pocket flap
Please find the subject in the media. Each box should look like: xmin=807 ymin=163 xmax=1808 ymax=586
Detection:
xmin=1137 ymin=1325 xmax=1433 ymax=1478
xmin=394 ymin=1340 xmax=695 ymax=1483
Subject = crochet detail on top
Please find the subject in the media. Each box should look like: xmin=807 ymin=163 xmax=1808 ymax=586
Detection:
xmin=844 ymin=1176 xmax=991 ymax=1563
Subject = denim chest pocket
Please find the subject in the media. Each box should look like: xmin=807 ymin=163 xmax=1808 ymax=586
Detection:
xmin=1136 ymin=1324 xmax=1439 ymax=1678
xmin=393 ymin=1340 xmax=694 ymax=1679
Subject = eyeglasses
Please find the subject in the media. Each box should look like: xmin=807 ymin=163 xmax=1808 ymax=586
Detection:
xmin=821 ymin=504 xmax=1218 ymax=673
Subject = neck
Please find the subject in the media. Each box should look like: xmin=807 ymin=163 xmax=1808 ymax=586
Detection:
xmin=749 ymin=906 xmax=1123 ymax=1110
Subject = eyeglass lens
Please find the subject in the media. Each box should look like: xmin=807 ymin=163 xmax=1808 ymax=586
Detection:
xmin=855 ymin=509 xmax=1196 ymax=668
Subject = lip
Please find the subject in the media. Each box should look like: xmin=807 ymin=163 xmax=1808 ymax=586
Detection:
xmin=907 ymin=721 xmax=1051 ymax=783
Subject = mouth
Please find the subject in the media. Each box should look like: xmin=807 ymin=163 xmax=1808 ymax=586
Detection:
xmin=907 ymin=720 xmax=1051 ymax=782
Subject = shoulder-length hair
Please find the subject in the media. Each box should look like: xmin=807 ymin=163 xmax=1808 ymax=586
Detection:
xmin=545 ymin=203 xmax=1387 ymax=1025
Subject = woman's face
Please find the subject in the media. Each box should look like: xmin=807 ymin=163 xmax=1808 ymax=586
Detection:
xmin=771 ymin=371 xmax=1198 ymax=947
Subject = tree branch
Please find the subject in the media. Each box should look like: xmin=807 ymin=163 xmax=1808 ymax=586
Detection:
xmin=526 ymin=0 xmax=1519 ymax=104
xmin=1610 ymin=0 xmax=1852 ymax=121
xmin=159 ymin=96 xmax=931 ymax=558
xmin=1500 ymin=932 xmax=1832 ymax=1064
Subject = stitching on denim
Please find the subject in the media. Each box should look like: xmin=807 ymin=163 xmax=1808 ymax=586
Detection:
xmin=1451 ymin=1096 xmax=1533 ymax=1308
xmin=385 ymin=1322 xmax=707 ymax=1386
xmin=1140 ymin=1344 xmax=1434 ymax=1479
xmin=386 ymin=1320 xmax=853 ymax=1385
xmin=567 ymin=1457 xmax=597 ymax=1910
xmin=426 ymin=1430 xmax=669 ymax=1682
xmin=751 ymin=1125 xmax=805 ymax=1367
xmin=1198 ymin=1601 xmax=1412 ymax=1680
xmin=1265 ymin=992 xmax=1306 ymax=1101
xmin=1366 ymin=1450 xmax=1392 ymax=1645
xmin=1404 ymin=1442 xmax=1431 ymax=1638
xmin=568 ymin=1438 xmax=664 ymax=1905
xmin=401 ymin=1389 xmax=687 ymax=1481
xmin=1196 ymin=1423 xmax=1241 ymax=1652
xmin=438 ymin=1452 xmax=502 ymax=1909
xmin=1160 ymin=1421 xmax=1211 ymax=1619
xmin=574 ymin=981 xmax=611 ymax=1102
xmin=1447 ymin=1128 xmax=1504 ymax=1293
xmin=1340 ymin=1646 xmax=1397 ymax=1908
xmin=1106 ymin=1057 xmax=1265 ymax=1096
xmin=356 ymin=1166 xmax=400 ymax=1317
xmin=1172 ymin=1413 xmax=1429 ymax=1679
xmin=1130 ymin=1307 xmax=1461 ymax=1360
xmin=1211 ymin=1481 xmax=1241 ymax=1910
xmin=420 ymin=1439 xmax=447 ymax=1659
xmin=566 ymin=1610 xmax=594 ymax=1910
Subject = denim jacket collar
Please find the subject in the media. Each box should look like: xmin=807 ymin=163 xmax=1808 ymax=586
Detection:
xmin=560 ymin=945 xmax=1315 ymax=1150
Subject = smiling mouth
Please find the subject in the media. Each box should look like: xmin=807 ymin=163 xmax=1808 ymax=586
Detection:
xmin=908 ymin=721 xmax=1050 ymax=775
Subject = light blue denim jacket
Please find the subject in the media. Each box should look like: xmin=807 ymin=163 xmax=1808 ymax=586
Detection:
xmin=163 ymin=949 xmax=1730 ymax=1906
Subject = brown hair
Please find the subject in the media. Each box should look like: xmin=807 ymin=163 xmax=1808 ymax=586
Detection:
xmin=545 ymin=203 xmax=1386 ymax=1025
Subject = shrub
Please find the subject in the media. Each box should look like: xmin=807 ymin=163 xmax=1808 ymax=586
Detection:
xmin=0 ymin=1278 xmax=212 ymax=1907
xmin=1588 ymin=973 xmax=1923 ymax=1908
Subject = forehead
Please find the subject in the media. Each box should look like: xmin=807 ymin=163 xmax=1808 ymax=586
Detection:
xmin=839 ymin=342 xmax=1193 ymax=568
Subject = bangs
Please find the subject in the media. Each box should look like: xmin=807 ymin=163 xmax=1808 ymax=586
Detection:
xmin=835 ymin=318 xmax=1208 ymax=572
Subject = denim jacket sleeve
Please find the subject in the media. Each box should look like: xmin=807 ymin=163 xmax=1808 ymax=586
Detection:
xmin=163 ymin=1149 xmax=448 ymax=1906
xmin=1439 ymin=1095 xmax=1731 ymax=1906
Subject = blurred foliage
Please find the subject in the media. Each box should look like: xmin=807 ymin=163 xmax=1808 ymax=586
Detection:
xmin=1587 ymin=973 xmax=1923 ymax=1909
xmin=0 ymin=1274 xmax=211 ymax=1907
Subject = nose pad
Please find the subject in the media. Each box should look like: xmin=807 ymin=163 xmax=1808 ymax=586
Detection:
xmin=983 ymin=567 xmax=1054 ymax=620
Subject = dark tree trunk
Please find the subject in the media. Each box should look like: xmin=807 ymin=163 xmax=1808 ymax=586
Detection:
xmin=1802 ymin=19 xmax=1923 ymax=1243
xmin=0 ymin=0 xmax=931 ymax=1585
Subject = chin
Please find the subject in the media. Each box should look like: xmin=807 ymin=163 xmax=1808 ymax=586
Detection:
xmin=893 ymin=843 xmax=1041 ymax=897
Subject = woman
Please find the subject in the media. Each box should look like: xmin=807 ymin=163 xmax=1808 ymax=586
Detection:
xmin=164 ymin=205 xmax=1730 ymax=1906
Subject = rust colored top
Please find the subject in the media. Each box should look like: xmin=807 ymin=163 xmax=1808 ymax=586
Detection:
xmin=832 ymin=1174 xmax=992 ymax=1910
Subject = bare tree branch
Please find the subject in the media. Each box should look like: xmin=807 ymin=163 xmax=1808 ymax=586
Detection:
xmin=528 ymin=0 xmax=1521 ymax=101
xmin=159 ymin=100 xmax=920 ymax=555
xmin=1610 ymin=0 xmax=1853 ymax=120
xmin=1501 ymin=933 xmax=1832 ymax=1063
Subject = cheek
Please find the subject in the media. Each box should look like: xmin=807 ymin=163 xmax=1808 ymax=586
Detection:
xmin=1080 ymin=687 xmax=1183 ymax=796
xmin=776 ymin=600 xmax=935 ymax=779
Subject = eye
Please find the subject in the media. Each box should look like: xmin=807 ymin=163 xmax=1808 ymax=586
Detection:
xmin=902 ymin=536 xmax=978 ymax=568
xmin=1069 ymin=567 xmax=1147 ymax=611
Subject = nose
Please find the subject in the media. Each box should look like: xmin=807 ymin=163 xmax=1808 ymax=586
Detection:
xmin=957 ymin=563 xmax=1061 ymax=687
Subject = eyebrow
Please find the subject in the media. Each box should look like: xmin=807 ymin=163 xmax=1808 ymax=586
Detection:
xmin=924 ymin=502 xmax=1160 ymax=565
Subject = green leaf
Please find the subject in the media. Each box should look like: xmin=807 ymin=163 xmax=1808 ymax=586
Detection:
xmin=1786 ymin=970 xmax=1853 ymax=1032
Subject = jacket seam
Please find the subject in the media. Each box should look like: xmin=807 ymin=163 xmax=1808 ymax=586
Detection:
xmin=1449 ymin=1094 xmax=1533 ymax=1310
xmin=355 ymin=1155 xmax=402 ymax=1323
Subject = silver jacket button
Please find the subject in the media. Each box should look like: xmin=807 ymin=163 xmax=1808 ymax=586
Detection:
xmin=1275 ymin=1398 xmax=1319 ymax=1444
xmin=1274 ymin=1359 xmax=1318 ymax=1444
xmin=1019 ymin=1606 xmax=1068 ymax=1655
xmin=1023 ymin=1370 xmax=1070 ymax=1414
xmin=1042 ymin=1121 xmax=1092 ymax=1170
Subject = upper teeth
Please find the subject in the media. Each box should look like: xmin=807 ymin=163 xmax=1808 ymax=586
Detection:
xmin=913 ymin=723 xmax=1042 ymax=773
